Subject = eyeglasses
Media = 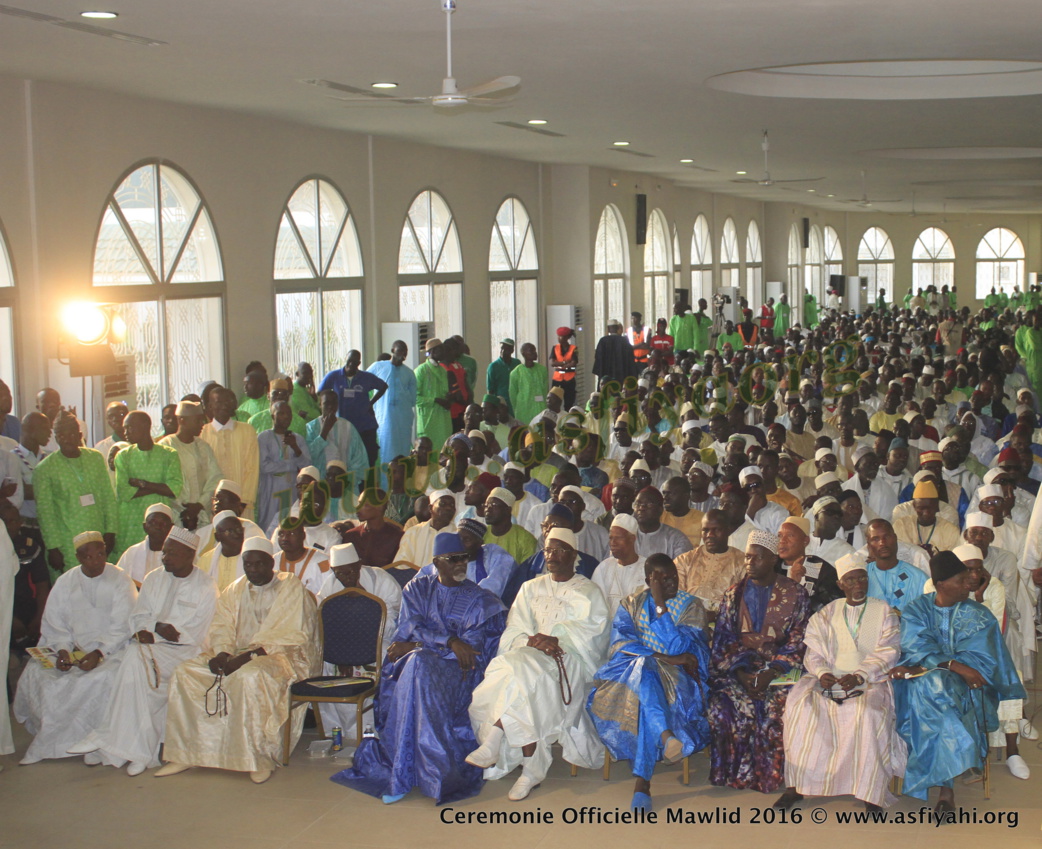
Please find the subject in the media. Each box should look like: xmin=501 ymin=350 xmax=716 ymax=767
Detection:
xmin=743 ymin=481 xmax=763 ymax=490
xmin=543 ymin=547 xmax=572 ymax=558
xmin=436 ymin=553 xmax=469 ymax=564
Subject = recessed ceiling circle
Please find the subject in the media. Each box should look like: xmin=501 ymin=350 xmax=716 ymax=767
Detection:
xmin=706 ymin=60 xmax=1042 ymax=100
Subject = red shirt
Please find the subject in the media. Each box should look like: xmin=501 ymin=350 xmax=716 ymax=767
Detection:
xmin=440 ymin=361 xmax=469 ymax=419
xmin=649 ymin=332 xmax=675 ymax=365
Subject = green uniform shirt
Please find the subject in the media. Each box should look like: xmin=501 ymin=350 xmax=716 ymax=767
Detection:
xmin=486 ymin=356 xmax=519 ymax=414
xmin=509 ymin=363 xmax=550 ymax=426
xmin=484 ymin=522 xmax=537 ymax=565
xmin=247 ymin=408 xmax=307 ymax=438
xmin=415 ymin=360 xmax=453 ymax=452
xmin=774 ymin=302 xmax=791 ymax=336
xmin=34 ymin=448 xmax=118 ymax=580
xmin=114 ymin=443 xmax=183 ymax=558
xmin=691 ymin=313 xmax=713 ymax=354
xmin=290 ymin=382 xmax=321 ymax=424
xmin=235 ymin=395 xmax=268 ymax=423
xmin=667 ymin=313 xmax=696 ymax=351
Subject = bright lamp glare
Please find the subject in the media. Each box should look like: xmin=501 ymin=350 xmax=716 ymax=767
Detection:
xmin=63 ymin=302 xmax=109 ymax=345
xmin=109 ymin=313 xmax=127 ymax=344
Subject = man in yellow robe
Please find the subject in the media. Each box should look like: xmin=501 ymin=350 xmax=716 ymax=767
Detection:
xmin=155 ymin=536 xmax=320 ymax=784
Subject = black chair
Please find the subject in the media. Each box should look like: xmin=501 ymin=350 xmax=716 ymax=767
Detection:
xmin=384 ymin=559 xmax=420 ymax=589
xmin=282 ymin=587 xmax=386 ymax=764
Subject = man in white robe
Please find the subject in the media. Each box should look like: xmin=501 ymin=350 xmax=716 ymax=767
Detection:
xmin=156 ymin=536 xmax=320 ymax=784
xmin=778 ymin=553 xmax=906 ymax=810
xmin=115 ymin=503 xmax=174 ymax=586
xmin=591 ymin=513 xmax=646 ymax=618
xmin=393 ymin=488 xmax=457 ymax=566
xmin=467 ymin=527 xmax=610 ymax=801
xmin=274 ymin=518 xmax=328 ymax=595
xmin=15 ymin=531 xmax=137 ymax=763
xmin=315 ymin=542 xmax=402 ymax=735
xmin=70 ymin=527 xmax=218 ymax=775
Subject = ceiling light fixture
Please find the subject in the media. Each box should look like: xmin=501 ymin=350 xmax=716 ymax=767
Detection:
xmin=80 ymin=10 xmax=118 ymax=17
xmin=613 ymin=141 xmax=629 ymax=146
xmin=807 ymin=189 xmax=816 ymax=192
xmin=527 ymin=119 xmax=547 ymax=125
xmin=371 ymin=82 xmax=397 ymax=89
xmin=680 ymin=159 xmax=693 ymax=163
xmin=827 ymin=194 xmax=835 ymax=197
xmin=736 ymin=170 xmax=747 ymax=175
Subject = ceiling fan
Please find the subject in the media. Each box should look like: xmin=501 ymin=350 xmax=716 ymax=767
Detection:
xmin=730 ymin=130 xmax=824 ymax=186
xmin=316 ymin=0 xmax=519 ymax=109
xmin=841 ymin=170 xmax=903 ymax=207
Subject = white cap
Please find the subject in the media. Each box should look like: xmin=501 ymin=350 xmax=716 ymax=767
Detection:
xmin=814 ymin=472 xmax=840 ymax=488
xmin=487 ymin=486 xmax=516 ymax=507
xmin=167 ymin=526 xmax=200 ymax=552
xmin=953 ymin=543 xmax=983 ymax=563
xmin=326 ymin=459 xmax=347 ymax=471
xmin=297 ymin=465 xmax=321 ymax=481
xmin=977 ymin=484 xmax=1005 ymax=502
xmin=938 ymin=437 xmax=957 ymax=451
xmin=738 ymin=466 xmax=763 ymax=485
xmin=145 ymin=503 xmax=173 ymax=520
xmin=982 ymin=468 xmax=1007 ymax=484
xmin=814 ymin=447 xmax=835 ymax=461
xmin=923 ymin=365 xmax=935 ymax=375
xmin=545 ymin=527 xmax=577 ymax=550
xmin=558 ymin=485 xmax=586 ymax=502
xmin=610 ymin=513 xmax=639 ymax=536
xmin=215 ymin=479 xmax=241 ymax=497
xmin=965 ymin=512 xmax=994 ymax=529
xmin=835 ymin=551 xmax=868 ymax=580
xmin=467 ymin=429 xmax=486 ymax=443
xmin=691 ymin=461 xmax=713 ymax=477
xmin=681 ymin=419 xmax=701 ymax=434
xmin=903 ymin=411 xmax=921 ymax=423
xmin=329 ymin=543 xmax=361 ymax=568
xmin=503 ymin=462 xmax=525 ymax=475
xmin=213 ymin=509 xmax=239 ymax=526
xmin=241 ymin=536 xmax=274 ymax=557
xmin=73 ymin=530 xmax=103 ymax=549
xmin=630 ymin=459 xmax=651 ymax=474
xmin=429 ymin=489 xmax=454 ymax=504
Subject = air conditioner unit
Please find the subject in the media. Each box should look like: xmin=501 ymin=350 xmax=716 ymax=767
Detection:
xmin=545 ymin=305 xmax=585 ymax=404
xmin=85 ymin=354 xmax=136 ymax=440
xmin=381 ymin=322 xmax=435 ymax=371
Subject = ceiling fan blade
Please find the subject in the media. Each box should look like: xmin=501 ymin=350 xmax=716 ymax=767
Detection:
xmin=458 ymin=75 xmax=520 ymax=98
xmin=729 ymin=178 xmax=758 ymax=184
xmin=770 ymin=177 xmax=825 ymax=184
xmin=328 ymin=95 xmax=430 ymax=106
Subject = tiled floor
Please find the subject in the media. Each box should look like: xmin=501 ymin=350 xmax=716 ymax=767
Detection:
xmin=3 ymin=658 xmax=1041 ymax=849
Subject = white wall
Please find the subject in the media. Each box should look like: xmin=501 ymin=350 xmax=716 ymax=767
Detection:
xmin=0 ymin=73 xmax=1040 ymax=417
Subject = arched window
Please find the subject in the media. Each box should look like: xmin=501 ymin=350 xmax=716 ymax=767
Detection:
xmin=672 ymin=224 xmax=683 ymax=299
xmin=823 ymin=225 xmax=843 ymax=284
xmin=912 ymin=227 xmax=955 ymax=295
xmin=0 ymin=221 xmax=16 ymax=405
xmin=691 ymin=214 xmax=713 ymax=303
xmin=976 ymin=227 xmax=1024 ymax=299
xmin=398 ymin=189 xmax=463 ymax=339
xmin=593 ymin=204 xmax=627 ymax=336
xmin=787 ymin=223 xmax=802 ymax=318
xmin=489 ymin=197 xmax=539 ymax=360
xmin=92 ymin=161 xmax=226 ymax=424
xmin=274 ymin=177 xmax=364 ymax=376
xmin=805 ymin=225 xmax=823 ymax=304
xmin=720 ymin=217 xmax=739 ymax=293
xmin=643 ymin=209 xmax=671 ymax=325
xmin=746 ymin=220 xmax=763 ymax=310
xmin=857 ymin=227 xmax=895 ymax=303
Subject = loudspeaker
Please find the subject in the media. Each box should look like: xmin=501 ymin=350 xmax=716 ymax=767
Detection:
xmin=829 ymin=274 xmax=846 ymax=296
xmin=802 ymin=217 xmax=810 ymax=249
xmin=636 ymin=194 xmax=647 ymax=245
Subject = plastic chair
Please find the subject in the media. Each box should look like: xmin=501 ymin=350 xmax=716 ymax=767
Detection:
xmin=282 ymin=587 xmax=386 ymax=764
xmin=384 ymin=559 xmax=420 ymax=589
xmin=600 ymin=749 xmax=693 ymax=784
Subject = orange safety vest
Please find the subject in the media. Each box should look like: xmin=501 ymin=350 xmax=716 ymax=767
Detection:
xmin=552 ymin=343 xmax=577 ymax=381
xmin=630 ymin=328 xmax=650 ymax=362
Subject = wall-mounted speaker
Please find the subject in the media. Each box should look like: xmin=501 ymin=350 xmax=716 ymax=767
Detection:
xmin=636 ymin=194 xmax=647 ymax=245
xmin=802 ymin=217 xmax=810 ymax=249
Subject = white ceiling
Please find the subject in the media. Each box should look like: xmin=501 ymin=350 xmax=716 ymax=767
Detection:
xmin=3 ymin=0 xmax=1042 ymax=213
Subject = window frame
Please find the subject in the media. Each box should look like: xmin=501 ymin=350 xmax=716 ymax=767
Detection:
xmin=593 ymin=203 xmax=628 ymax=337
xmin=488 ymin=196 xmax=540 ymax=360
